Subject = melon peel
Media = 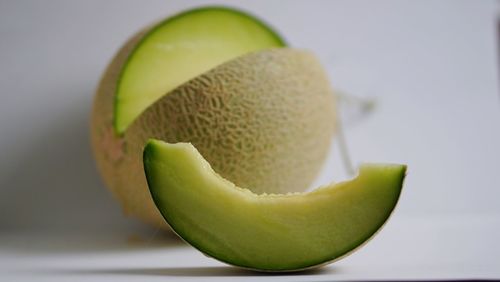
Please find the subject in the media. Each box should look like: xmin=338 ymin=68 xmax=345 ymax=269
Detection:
xmin=91 ymin=48 xmax=336 ymax=228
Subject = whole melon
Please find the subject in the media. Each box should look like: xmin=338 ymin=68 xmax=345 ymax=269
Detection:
xmin=90 ymin=12 xmax=336 ymax=229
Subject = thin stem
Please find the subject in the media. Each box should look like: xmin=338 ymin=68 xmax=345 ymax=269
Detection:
xmin=334 ymin=90 xmax=376 ymax=177
xmin=336 ymin=114 xmax=355 ymax=176
xmin=335 ymin=90 xmax=376 ymax=114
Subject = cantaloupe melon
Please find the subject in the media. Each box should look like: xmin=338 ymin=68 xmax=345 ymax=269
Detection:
xmin=90 ymin=7 xmax=336 ymax=228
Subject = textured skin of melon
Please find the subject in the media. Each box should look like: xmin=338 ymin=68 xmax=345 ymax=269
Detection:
xmin=90 ymin=49 xmax=336 ymax=228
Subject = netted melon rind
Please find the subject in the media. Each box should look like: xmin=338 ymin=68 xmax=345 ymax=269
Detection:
xmin=91 ymin=48 xmax=336 ymax=228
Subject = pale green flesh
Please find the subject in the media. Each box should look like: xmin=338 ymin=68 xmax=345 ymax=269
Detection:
xmin=115 ymin=7 xmax=285 ymax=134
xmin=144 ymin=139 xmax=406 ymax=271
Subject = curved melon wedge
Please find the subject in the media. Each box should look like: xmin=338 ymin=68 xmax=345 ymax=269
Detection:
xmin=143 ymin=139 xmax=406 ymax=272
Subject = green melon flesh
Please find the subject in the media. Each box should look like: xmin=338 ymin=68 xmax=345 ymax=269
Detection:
xmin=143 ymin=139 xmax=406 ymax=272
xmin=114 ymin=7 xmax=285 ymax=134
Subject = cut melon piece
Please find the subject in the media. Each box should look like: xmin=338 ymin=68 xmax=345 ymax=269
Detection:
xmin=143 ymin=139 xmax=406 ymax=272
xmin=114 ymin=7 xmax=286 ymax=134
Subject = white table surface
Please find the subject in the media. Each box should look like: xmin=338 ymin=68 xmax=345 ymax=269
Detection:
xmin=1 ymin=214 xmax=500 ymax=281
xmin=1 ymin=0 xmax=500 ymax=281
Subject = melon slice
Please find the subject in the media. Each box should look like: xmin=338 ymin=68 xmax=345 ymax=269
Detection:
xmin=143 ymin=139 xmax=406 ymax=272
xmin=114 ymin=7 xmax=285 ymax=134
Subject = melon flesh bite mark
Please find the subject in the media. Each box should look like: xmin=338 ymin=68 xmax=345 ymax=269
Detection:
xmin=143 ymin=139 xmax=406 ymax=272
xmin=114 ymin=7 xmax=285 ymax=134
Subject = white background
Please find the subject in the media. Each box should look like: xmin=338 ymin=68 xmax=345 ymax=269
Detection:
xmin=1 ymin=0 xmax=499 ymax=281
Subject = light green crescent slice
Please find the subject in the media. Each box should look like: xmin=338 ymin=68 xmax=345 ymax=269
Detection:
xmin=143 ymin=139 xmax=406 ymax=272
